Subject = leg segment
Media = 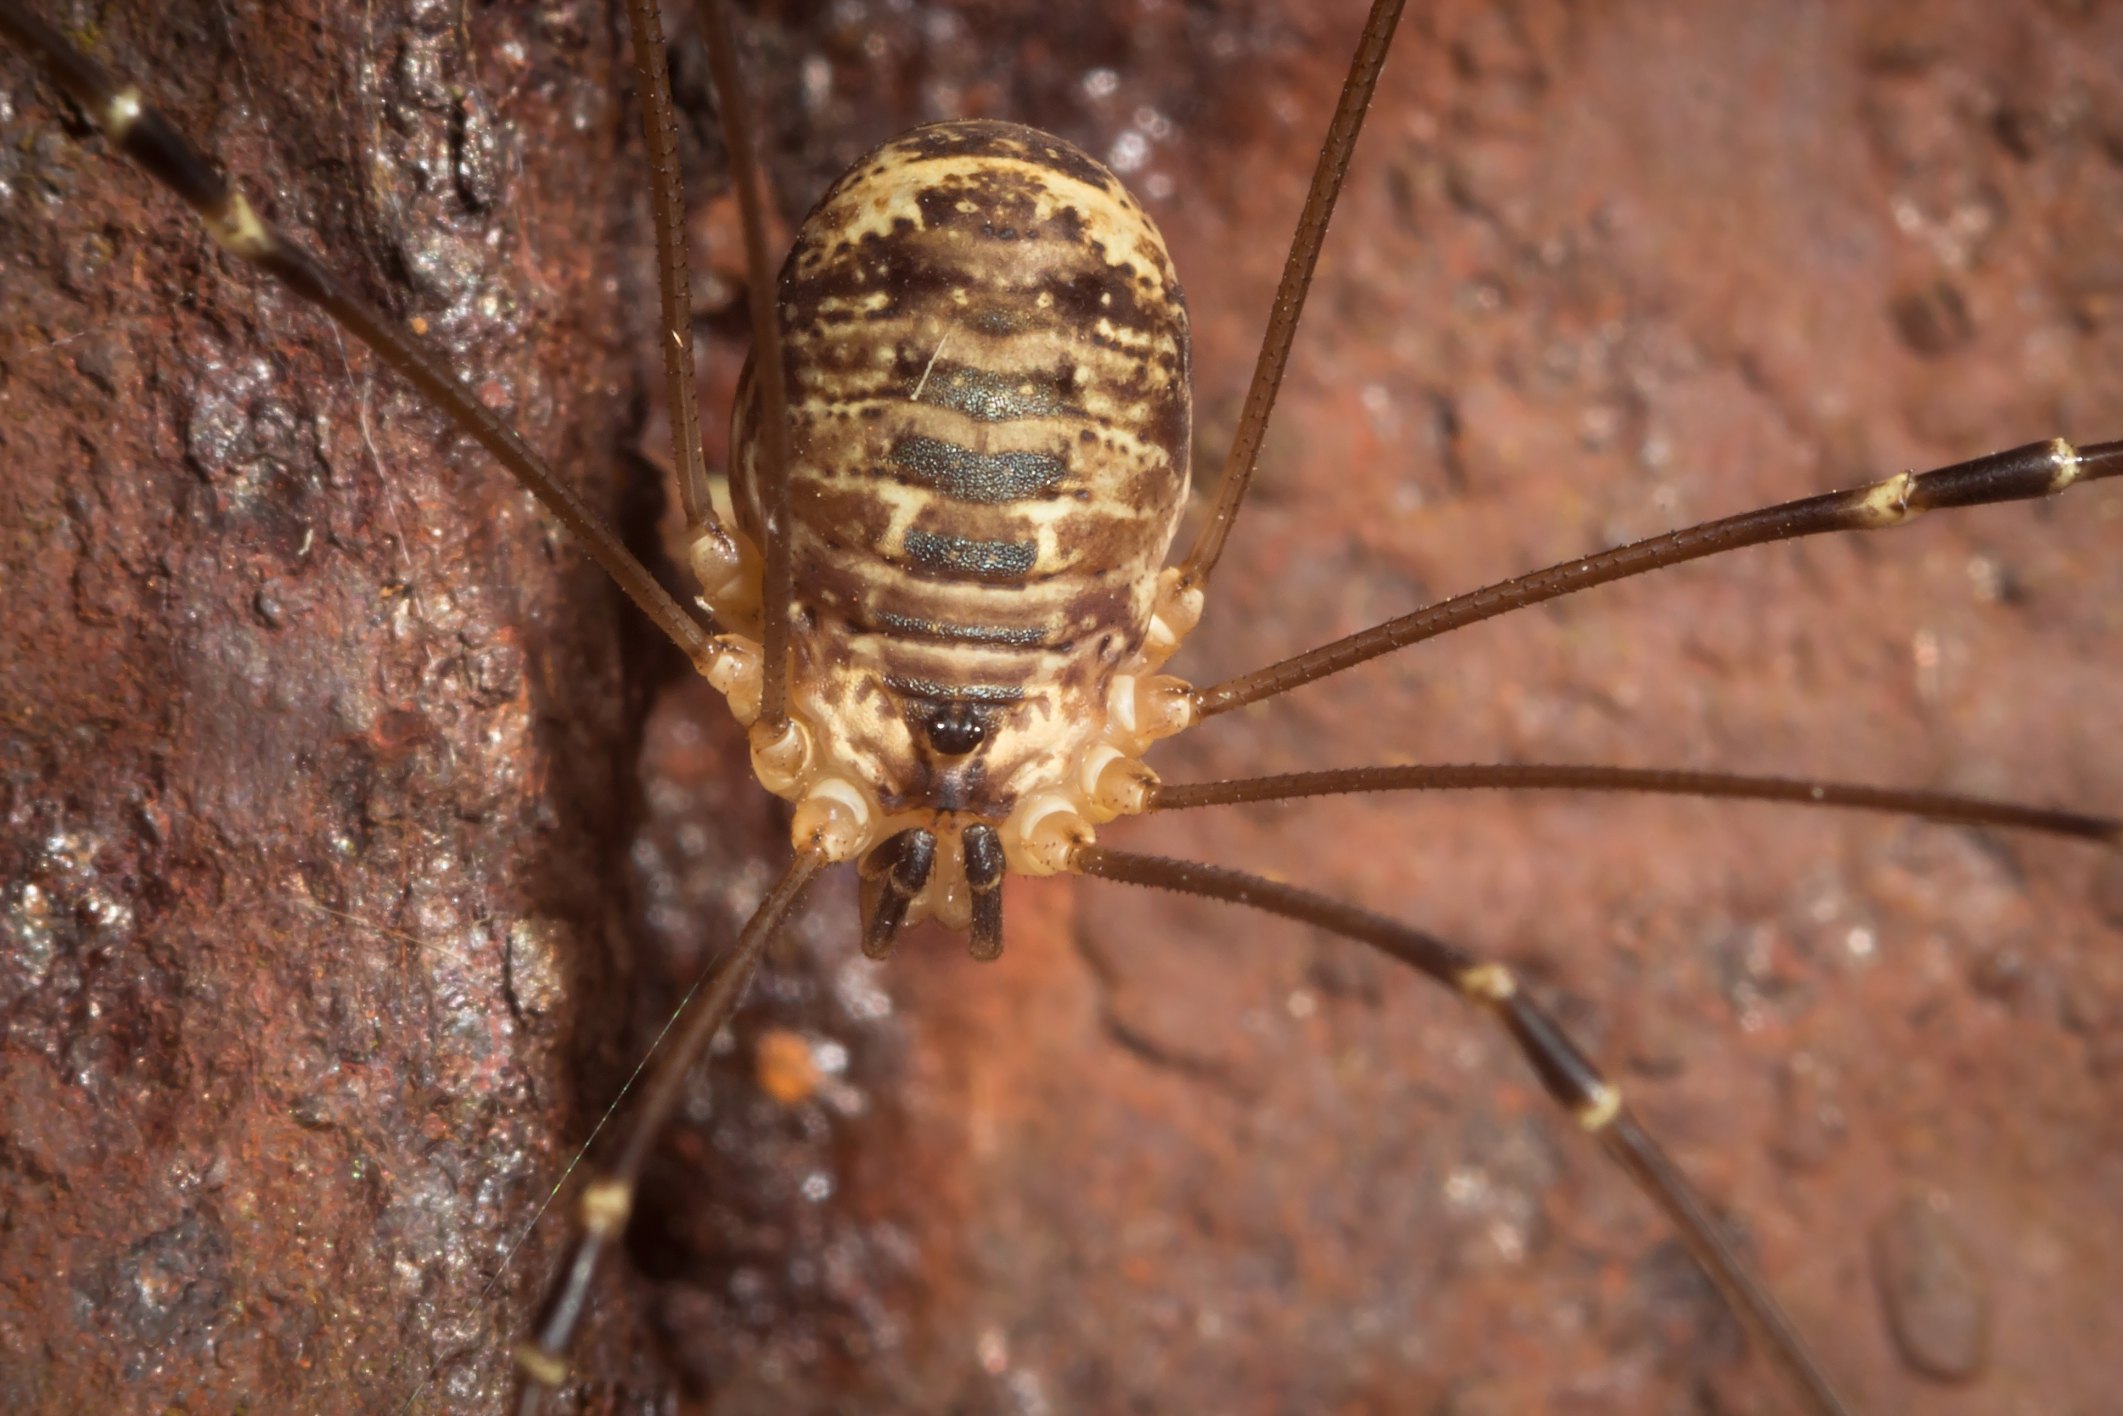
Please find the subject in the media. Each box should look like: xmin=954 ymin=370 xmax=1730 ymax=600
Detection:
xmin=1177 ymin=0 xmax=1408 ymax=588
xmin=1198 ymin=438 xmax=2122 ymax=716
xmin=964 ymin=822 xmax=1007 ymax=961
xmin=1071 ymin=844 xmax=1855 ymax=1416
xmin=860 ymin=827 xmax=938 ymax=959
xmin=514 ymin=848 xmax=825 ymax=1412
xmin=1149 ymin=763 xmax=2120 ymax=845
xmin=623 ymin=0 xmax=714 ymax=531
xmin=0 ymin=0 xmax=716 ymax=669
xmin=693 ymin=0 xmax=799 ymax=733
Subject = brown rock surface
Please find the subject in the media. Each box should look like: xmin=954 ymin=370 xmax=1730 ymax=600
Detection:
xmin=1 ymin=0 xmax=660 ymax=1407
xmin=3 ymin=3 xmax=2119 ymax=1415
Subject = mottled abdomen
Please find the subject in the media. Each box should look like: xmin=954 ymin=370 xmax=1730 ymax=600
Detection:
xmin=732 ymin=120 xmax=1191 ymax=821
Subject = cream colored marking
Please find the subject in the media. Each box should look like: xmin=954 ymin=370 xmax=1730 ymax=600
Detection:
xmin=812 ymin=388 xmax=1175 ymax=470
xmin=749 ymin=718 xmax=812 ymax=793
xmin=1143 ymin=613 xmax=1181 ymax=660
xmin=1136 ymin=573 xmax=1205 ymax=670
xmin=1459 ymin=962 xmax=1517 ymax=1002
xmin=862 ymin=482 xmax=927 ymax=561
xmin=670 ymin=326 xmax=684 ymax=348
xmin=1129 ymin=676 xmax=1196 ymax=741
xmin=690 ymin=527 xmax=746 ymax=603
xmin=1075 ymin=381 xmax=1178 ymax=440
xmin=1006 ymin=792 xmax=1091 ymax=876
xmin=1091 ymin=316 xmax=1161 ymax=355
xmin=826 ymin=150 xmax=1173 ymax=289
xmin=792 ymin=777 xmax=875 ymax=861
xmin=812 ymin=292 xmax=896 ymax=318
xmin=702 ymin=634 xmax=763 ymax=724
xmin=514 ymin=1344 xmax=570 ymax=1386
xmin=1154 ymin=572 xmax=1206 ymax=633
xmin=910 ymin=329 xmax=953 ymax=403
xmin=1079 ymin=742 xmax=1127 ymax=799
xmin=913 ymin=843 xmax=974 ymax=932
xmin=2049 ymin=436 xmax=2081 ymax=492
xmin=204 ymin=192 xmax=272 ymax=259
xmin=1576 ymin=1082 xmax=1623 ymax=1132
xmin=1106 ymin=673 xmax=1140 ymax=734
xmin=1857 ymin=470 xmax=1918 ymax=526
xmin=579 ymin=1176 xmax=633 ymax=1237
xmin=806 ymin=774 xmax=875 ymax=828
xmin=104 ymin=87 xmax=143 ymax=138
xmin=840 ymin=476 xmax=1116 ymax=568
xmin=795 ymin=293 xmax=1181 ymax=387
xmin=1028 ymin=520 xmax=1066 ymax=575
xmin=1091 ymin=756 xmax=1157 ymax=818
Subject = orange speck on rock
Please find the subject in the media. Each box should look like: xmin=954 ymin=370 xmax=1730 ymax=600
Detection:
xmin=754 ymin=1027 xmax=821 ymax=1106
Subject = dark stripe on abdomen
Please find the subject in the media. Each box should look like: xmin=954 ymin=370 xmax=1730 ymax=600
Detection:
xmin=920 ymin=363 xmax=1077 ymax=423
xmin=864 ymin=610 xmax=1048 ymax=647
xmin=901 ymin=528 xmax=1038 ymax=581
xmin=889 ymin=434 xmax=1065 ymax=503
xmin=883 ymin=675 xmax=1025 ymax=704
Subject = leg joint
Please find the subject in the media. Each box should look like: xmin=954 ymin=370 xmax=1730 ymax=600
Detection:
xmin=514 ymin=1342 xmax=570 ymax=1388
xmin=580 ymin=1176 xmax=634 ymax=1238
xmin=1457 ymin=962 xmax=1517 ymax=1003
xmin=1575 ymin=1081 xmax=1623 ymax=1131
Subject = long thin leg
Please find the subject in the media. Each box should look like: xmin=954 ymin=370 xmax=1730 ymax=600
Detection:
xmin=1150 ymin=764 xmax=2121 ymax=845
xmin=1176 ymin=0 xmax=1407 ymax=588
xmin=623 ymin=0 xmax=716 ymax=534
xmin=1072 ymin=844 xmax=1854 ymax=1416
xmin=513 ymin=847 xmax=824 ymax=1412
xmin=695 ymin=0 xmax=798 ymax=733
xmin=1198 ymin=437 xmax=2122 ymax=716
xmin=0 ymin=1 xmax=718 ymax=671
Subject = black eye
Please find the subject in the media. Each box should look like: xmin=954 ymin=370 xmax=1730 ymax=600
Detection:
xmin=923 ymin=703 xmax=986 ymax=755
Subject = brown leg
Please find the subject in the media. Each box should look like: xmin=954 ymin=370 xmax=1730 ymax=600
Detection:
xmin=513 ymin=847 xmax=824 ymax=1412
xmin=1198 ymin=438 xmax=2120 ymax=716
xmin=1149 ymin=762 xmax=2119 ymax=845
xmin=1073 ymin=843 xmax=1856 ymax=1416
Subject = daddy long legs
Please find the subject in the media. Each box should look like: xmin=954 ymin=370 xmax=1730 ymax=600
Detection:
xmin=1 ymin=1 xmax=2119 ymax=1412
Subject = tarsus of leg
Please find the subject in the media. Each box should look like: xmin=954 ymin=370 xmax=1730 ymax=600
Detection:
xmin=1176 ymin=0 xmax=1408 ymax=589
xmin=1150 ymin=764 xmax=2121 ymax=846
xmin=697 ymin=0 xmax=798 ymax=733
xmin=1198 ymin=438 xmax=2123 ymax=717
xmin=1073 ymin=844 xmax=1855 ymax=1416
xmin=0 ymin=1 xmax=721 ymax=670
xmin=513 ymin=847 xmax=824 ymax=1413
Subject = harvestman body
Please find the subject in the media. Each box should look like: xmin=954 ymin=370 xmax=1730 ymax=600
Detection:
xmin=696 ymin=117 xmax=1206 ymax=941
xmin=2 ymin=0 xmax=2118 ymax=1411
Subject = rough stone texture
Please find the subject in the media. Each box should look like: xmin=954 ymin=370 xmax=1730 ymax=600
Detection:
xmin=0 ymin=0 xmax=666 ymax=1409
xmin=645 ymin=4 xmax=2123 ymax=1415
xmin=4 ymin=3 xmax=2120 ymax=1415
